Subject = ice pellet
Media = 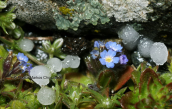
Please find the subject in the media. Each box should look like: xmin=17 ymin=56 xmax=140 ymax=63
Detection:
xmin=37 ymin=86 xmax=56 ymax=105
xmin=30 ymin=65 xmax=51 ymax=86
xmin=138 ymin=37 xmax=153 ymax=58
xmin=47 ymin=58 xmax=62 ymax=73
xmin=117 ymin=25 xmax=140 ymax=50
xmin=70 ymin=55 xmax=80 ymax=68
xmin=62 ymin=55 xmax=80 ymax=68
xmin=150 ymin=42 xmax=168 ymax=65
xmin=18 ymin=39 xmax=34 ymax=52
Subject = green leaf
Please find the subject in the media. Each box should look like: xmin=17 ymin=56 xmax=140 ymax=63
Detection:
xmin=16 ymin=79 xmax=23 ymax=95
xmin=1 ymin=91 xmax=15 ymax=99
xmin=79 ymin=98 xmax=95 ymax=103
xmin=0 ymin=95 xmax=6 ymax=104
xmin=115 ymin=87 xmax=127 ymax=98
xmin=8 ymin=26 xmax=24 ymax=39
xmin=87 ymin=89 xmax=104 ymax=103
xmin=139 ymin=68 xmax=162 ymax=99
xmin=168 ymin=61 xmax=172 ymax=73
xmin=54 ymin=48 xmax=66 ymax=59
xmin=61 ymin=74 xmax=65 ymax=90
xmin=160 ymin=73 xmax=172 ymax=85
xmin=120 ymin=89 xmax=139 ymax=109
xmin=127 ymin=79 xmax=135 ymax=91
xmin=97 ymin=69 xmax=114 ymax=89
xmin=3 ymin=82 xmax=16 ymax=92
xmin=113 ymin=66 xmax=133 ymax=91
xmin=0 ymin=45 xmax=8 ymax=58
xmin=11 ymin=100 xmax=26 ymax=109
xmin=65 ymin=72 xmax=93 ymax=86
xmin=53 ymin=38 xmax=64 ymax=49
xmin=94 ymin=104 xmax=104 ymax=108
xmin=24 ymin=94 xmax=41 ymax=109
xmin=131 ymin=70 xmax=141 ymax=85
xmin=0 ymin=1 xmax=6 ymax=9
xmin=42 ymin=40 xmax=52 ymax=52
xmin=141 ymin=61 xmax=147 ymax=73
xmin=1 ymin=23 xmax=8 ymax=34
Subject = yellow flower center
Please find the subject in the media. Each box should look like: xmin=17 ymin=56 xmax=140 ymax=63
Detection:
xmin=105 ymin=56 xmax=112 ymax=62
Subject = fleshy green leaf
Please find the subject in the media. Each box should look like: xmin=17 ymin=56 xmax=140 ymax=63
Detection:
xmin=87 ymin=89 xmax=104 ymax=103
xmin=65 ymin=72 xmax=93 ymax=86
xmin=3 ymin=82 xmax=16 ymax=92
xmin=97 ymin=69 xmax=114 ymax=89
xmin=121 ymin=89 xmax=139 ymax=109
xmin=94 ymin=104 xmax=104 ymax=108
xmin=131 ymin=70 xmax=141 ymax=85
xmin=24 ymin=94 xmax=41 ymax=109
xmin=1 ymin=91 xmax=15 ymax=99
xmin=114 ymin=66 xmax=133 ymax=91
xmin=53 ymin=38 xmax=64 ymax=49
xmin=139 ymin=68 xmax=162 ymax=99
xmin=11 ymin=100 xmax=26 ymax=109
xmin=160 ymin=73 xmax=172 ymax=85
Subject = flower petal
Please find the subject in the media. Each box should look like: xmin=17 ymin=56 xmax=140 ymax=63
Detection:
xmin=105 ymin=42 xmax=110 ymax=49
xmin=98 ymin=41 xmax=105 ymax=48
xmin=90 ymin=50 xmax=99 ymax=59
xmin=99 ymin=58 xmax=106 ymax=65
xmin=94 ymin=41 xmax=99 ymax=48
xmin=120 ymin=55 xmax=128 ymax=64
xmin=100 ymin=50 xmax=107 ymax=58
xmin=107 ymin=49 xmax=116 ymax=57
xmin=116 ymin=44 xmax=123 ymax=52
xmin=113 ymin=57 xmax=119 ymax=63
xmin=17 ymin=53 xmax=28 ymax=62
xmin=106 ymin=62 xmax=114 ymax=68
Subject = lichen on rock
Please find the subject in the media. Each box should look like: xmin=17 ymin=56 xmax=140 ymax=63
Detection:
xmin=53 ymin=0 xmax=110 ymax=30
xmin=101 ymin=0 xmax=153 ymax=22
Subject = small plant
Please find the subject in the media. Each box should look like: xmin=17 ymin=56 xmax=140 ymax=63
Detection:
xmin=121 ymin=65 xmax=172 ymax=109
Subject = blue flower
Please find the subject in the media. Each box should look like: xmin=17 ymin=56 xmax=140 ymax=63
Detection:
xmin=17 ymin=53 xmax=33 ymax=73
xmin=17 ymin=53 xmax=28 ymax=62
xmin=90 ymin=50 xmax=99 ymax=59
xmin=119 ymin=55 xmax=128 ymax=64
xmin=7 ymin=49 xmax=13 ymax=52
xmin=99 ymin=50 xmax=119 ymax=68
xmin=26 ymin=63 xmax=33 ymax=74
xmin=105 ymin=41 xmax=123 ymax=52
xmin=94 ymin=41 xmax=99 ymax=48
xmin=19 ymin=61 xmax=27 ymax=73
xmin=19 ymin=61 xmax=33 ymax=73
xmin=94 ymin=41 xmax=105 ymax=48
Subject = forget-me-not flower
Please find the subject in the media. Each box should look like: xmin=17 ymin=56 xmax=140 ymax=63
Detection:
xmin=17 ymin=53 xmax=28 ymax=62
xmin=94 ymin=41 xmax=105 ymax=48
xmin=90 ymin=50 xmax=99 ymax=59
xmin=17 ymin=53 xmax=32 ymax=73
xmin=119 ymin=55 xmax=128 ymax=64
xmin=99 ymin=50 xmax=119 ymax=68
xmin=105 ymin=41 xmax=123 ymax=52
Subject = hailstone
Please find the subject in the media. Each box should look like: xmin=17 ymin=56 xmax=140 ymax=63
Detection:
xmin=150 ymin=42 xmax=168 ymax=65
xmin=138 ymin=37 xmax=153 ymax=58
xmin=30 ymin=65 xmax=51 ymax=86
xmin=18 ymin=39 xmax=34 ymax=52
xmin=47 ymin=58 xmax=62 ymax=73
xmin=117 ymin=25 xmax=140 ymax=50
xmin=37 ymin=86 xmax=56 ymax=105
xmin=62 ymin=55 xmax=80 ymax=68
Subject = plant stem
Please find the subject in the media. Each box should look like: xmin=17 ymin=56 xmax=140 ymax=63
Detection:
xmin=49 ymin=53 xmax=53 ymax=59
xmin=0 ymin=36 xmax=13 ymax=45
xmin=15 ymin=46 xmax=45 ymax=65
xmin=0 ymin=36 xmax=44 ymax=65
